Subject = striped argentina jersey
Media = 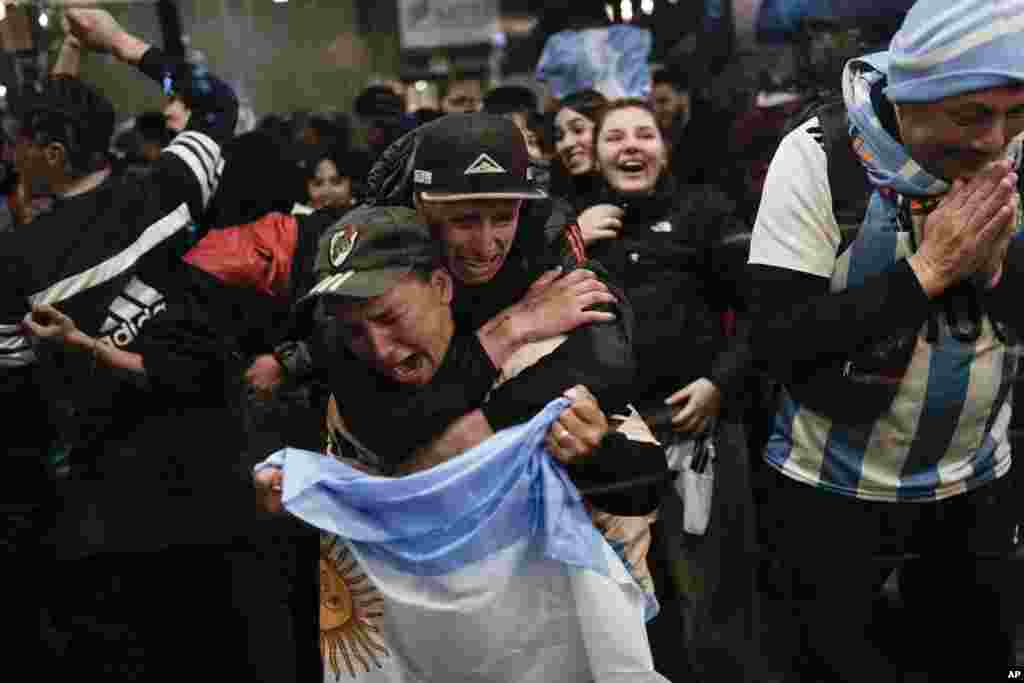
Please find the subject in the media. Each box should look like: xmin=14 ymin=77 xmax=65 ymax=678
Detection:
xmin=0 ymin=129 xmax=224 ymax=371
xmin=764 ymin=191 xmax=1020 ymax=502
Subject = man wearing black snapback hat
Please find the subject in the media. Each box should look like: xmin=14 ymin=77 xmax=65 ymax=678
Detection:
xmin=259 ymin=206 xmax=666 ymax=679
xmin=413 ymin=113 xmax=546 ymax=202
xmin=316 ymin=113 xmax=638 ymax=472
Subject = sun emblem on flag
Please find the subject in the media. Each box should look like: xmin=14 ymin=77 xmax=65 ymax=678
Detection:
xmin=851 ymin=134 xmax=874 ymax=164
xmin=320 ymin=535 xmax=389 ymax=679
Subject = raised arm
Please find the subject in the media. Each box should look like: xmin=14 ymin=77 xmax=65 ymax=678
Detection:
xmin=65 ymin=8 xmax=237 ymax=144
xmin=51 ymin=17 xmax=82 ymax=77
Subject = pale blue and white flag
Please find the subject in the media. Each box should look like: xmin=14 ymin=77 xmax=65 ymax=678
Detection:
xmin=257 ymin=398 xmax=666 ymax=683
xmin=535 ymin=26 xmax=652 ymax=100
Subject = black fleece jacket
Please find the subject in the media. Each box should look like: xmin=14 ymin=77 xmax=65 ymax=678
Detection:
xmin=583 ymin=176 xmax=753 ymax=415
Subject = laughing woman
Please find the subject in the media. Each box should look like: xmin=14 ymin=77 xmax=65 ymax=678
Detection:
xmin=578 ymin=98 xmax=761 ymax=682
xmin=582 ymin=99 xmax=751 ymax=428
xmin=554 ymin=90 xmax=636 ymax=252
xmin=552 ymin=89 xmax=607 ymax=210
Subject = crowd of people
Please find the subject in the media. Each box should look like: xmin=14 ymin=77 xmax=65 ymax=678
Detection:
xmin=3 ymin=1 xmax=1024 ymax=681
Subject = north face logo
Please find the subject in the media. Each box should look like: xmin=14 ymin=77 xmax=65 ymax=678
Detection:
xmin=464 ymin=153 xmax=506 ymax=175
xmin=99 ymin=277 xmax=167 ymax=348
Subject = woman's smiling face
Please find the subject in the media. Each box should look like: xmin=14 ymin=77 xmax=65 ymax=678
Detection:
xmin=595 ymin=105 xmax=667 ymax=196
xmin=555 ymin=107 xmax=597 ymax=176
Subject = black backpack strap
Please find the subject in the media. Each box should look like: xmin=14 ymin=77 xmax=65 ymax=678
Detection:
xmin=815 ymin=100 xmax=872 ymax=252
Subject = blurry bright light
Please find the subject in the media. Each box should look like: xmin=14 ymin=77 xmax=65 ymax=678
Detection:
xmin=668 ymin=0 xmax=678 ymax=4
xmin=414 ymin=80 xmax=428 ymax=93
xmin=620 ymin=0 xmax=633 ymax=22
xmin=0 ymin=85 xmax=7 ymax=99
xmin=641 ymin=0 xmax=654 ymax=15
xmin=272 ymin=0 xmax=288 ymax=4
xmin=605 ymin=4 xmax=614 ymax=21
xmin=38 ymin=12 xmax=49 ymax=28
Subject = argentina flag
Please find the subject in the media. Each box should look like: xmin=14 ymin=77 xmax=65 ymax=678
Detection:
xmin=257 ymin=399 xmax=666 ymax=683
xmin=535 ymin=25 xmax=652 ymax=99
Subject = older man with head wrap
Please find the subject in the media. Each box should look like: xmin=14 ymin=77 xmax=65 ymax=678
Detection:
xmin=748 ymin=0 xmax=1024 ymax=679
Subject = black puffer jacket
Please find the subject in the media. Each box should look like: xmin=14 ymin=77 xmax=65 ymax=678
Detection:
xmin=584 ymin=176 xmax=752 ymax=417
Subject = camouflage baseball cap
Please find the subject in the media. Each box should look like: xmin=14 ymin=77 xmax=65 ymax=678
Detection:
xmin=301 ymin=205 xmax=440 ymax=303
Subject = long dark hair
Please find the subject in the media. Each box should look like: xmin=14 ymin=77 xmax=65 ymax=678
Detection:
xmin=556 ymin=89 xmax=608 ymax=126
xmin=549 ymin=89 xmax=608 ymax=202
xmin=304 ymin=145 xmax=372 ymax=205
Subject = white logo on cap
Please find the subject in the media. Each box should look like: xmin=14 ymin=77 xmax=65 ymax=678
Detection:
xmin=651 ymin=221 xmax=673 ymax=233
xmin=414 ymin=169 xmax=432 ymax=184
xmin=312 ymin=270 xmax=355 ymax=296
xmin=464 ymin=153 xmax=506 ymax=175
xmin=330 ymin=225 xmax=359 ymax=268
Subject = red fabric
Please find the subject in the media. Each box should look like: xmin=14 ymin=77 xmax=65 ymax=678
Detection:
xmin=564 ymin=223 xmax=586 ymax=265
xmin=184 ymin=212 xmax=299 ymax=298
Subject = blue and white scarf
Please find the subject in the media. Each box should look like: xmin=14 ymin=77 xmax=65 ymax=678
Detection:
xmin=842 ymin=52 xmax=1023 ymax=208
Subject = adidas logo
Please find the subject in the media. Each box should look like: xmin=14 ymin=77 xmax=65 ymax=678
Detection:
xmin=464 ymin=153 xmax=506 ymax=175
xmin=99 ymin=277 xmax=166 ymax=348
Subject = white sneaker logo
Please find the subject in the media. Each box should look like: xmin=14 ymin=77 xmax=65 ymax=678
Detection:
xmin=464 ymin=153 xmax=506 ymax=175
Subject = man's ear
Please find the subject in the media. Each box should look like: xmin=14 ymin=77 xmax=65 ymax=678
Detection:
xmin=432 ymin=267 xmax=454 ymax=306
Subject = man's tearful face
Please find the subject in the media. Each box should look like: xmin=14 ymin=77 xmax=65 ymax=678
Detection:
xmin=327 ymin=271 xmax=454 ymax=386
xmin=896 ymin=85 xmax=1024 ymax=182
xmin=430 ymin=199 xmax=522 ymax=286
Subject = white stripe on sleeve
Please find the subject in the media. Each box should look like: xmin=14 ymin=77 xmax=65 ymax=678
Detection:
xmin=165 ymin=130 xmax=222 ymax=207
xmin=0 ymin=325 xmax=35 ymax=367
xmin=0 ymin=348 xmax=36 ymax=367
xmin=166 ymin=143 xmax=214 ymax=207
xmin=29 ymin=203 xmax=193 ymax=306
xmin=176 ymin=131 xmax=219 ymax=174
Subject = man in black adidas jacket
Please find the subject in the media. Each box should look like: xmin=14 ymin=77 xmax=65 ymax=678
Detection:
xmin=0 ymin=8 xmax=246 ymax=678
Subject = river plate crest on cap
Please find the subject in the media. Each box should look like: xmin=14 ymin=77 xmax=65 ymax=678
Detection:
xmin=330 ymin=225 xmax=358 ymax=268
